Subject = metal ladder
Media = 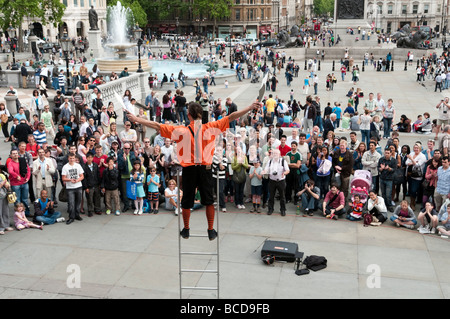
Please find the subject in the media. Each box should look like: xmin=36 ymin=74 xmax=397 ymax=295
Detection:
xmin=177 ymin=171 xmax=220 ymax=299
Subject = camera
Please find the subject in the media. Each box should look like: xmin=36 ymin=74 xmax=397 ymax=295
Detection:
xmin=272 ymin=171 xmax=278 ymax=176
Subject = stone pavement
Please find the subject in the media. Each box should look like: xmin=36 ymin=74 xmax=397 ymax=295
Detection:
xmin=0 ymin=46 xmax=450 ymax=300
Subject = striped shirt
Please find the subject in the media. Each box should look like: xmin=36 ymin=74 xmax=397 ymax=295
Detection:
xmin=33 ymin=129 xmax=47 ymax=146
xmin=212 ymin=154 xmax=227 ymax=179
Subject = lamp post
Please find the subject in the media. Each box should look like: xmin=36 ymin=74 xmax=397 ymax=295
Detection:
xmin=134 ymin=24 xmax=144 ymax=73
xmin=229 ymin=26 xmax=233 ymax=65
xmin=59 ymin=29 xmax=72 ymax=90
xmin=7 ymin=24 xmax=17 ymax=68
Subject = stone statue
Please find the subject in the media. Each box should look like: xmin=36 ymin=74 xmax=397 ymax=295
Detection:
xmin=392 ymin=24 xmax=429 ymax=49
xmin=337 ymin=0 xmax=365 ymax=19
xmin=89 ymin=6 xmax=99 ymax=30
xmin=277 ymin=30 xmax=290 ymax=47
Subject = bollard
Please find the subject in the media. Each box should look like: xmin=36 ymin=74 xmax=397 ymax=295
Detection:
xmin=318 ymin=60 xmax=321 ymax=71
xmin=332 ymin=60 xmax=335 ymax=71
xmin=404 ymin=60 xmax=407 ymax=71
xmin=362 ymin=62 xmax=365 ymax=72
xmin=304 ymin=60 xmax=307 ymax=70
xmin=391 ymin=60 xmax=394 ymax=71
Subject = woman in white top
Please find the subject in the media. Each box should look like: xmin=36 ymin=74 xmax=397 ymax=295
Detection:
xmin=30 ymin=89 xmax=44 ymax=117
xmin=0 ymin=102 xmax=11 ymax=142
xmin=382 ymin=98 xmax=395 ymax=139
xmin=405 ymin=143 xmax=427 ymax=210
xmin=359 ymin=109 xmax=372 ymax=147
xmin=165 ymin=179 xmax=182 ymax=215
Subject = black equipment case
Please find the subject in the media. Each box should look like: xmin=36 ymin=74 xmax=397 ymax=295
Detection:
xmin=261 ymin=240 xmax=302 ymax=263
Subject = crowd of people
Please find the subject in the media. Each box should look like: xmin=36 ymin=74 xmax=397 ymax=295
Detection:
xmin=1 ymin=35 xmax=450 ymax=240
xmin=0 ymin=76 xmax=449 ymax=238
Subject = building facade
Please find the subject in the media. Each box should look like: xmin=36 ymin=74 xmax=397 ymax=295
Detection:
xmin=367 ymin=0 xmax=450 ymax=34
xmin=20 ymin=0 xmax=107 ymax=42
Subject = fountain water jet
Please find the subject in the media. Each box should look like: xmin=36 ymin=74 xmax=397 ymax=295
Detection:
xmin=96 ymin=1 xmax=150 ymax=72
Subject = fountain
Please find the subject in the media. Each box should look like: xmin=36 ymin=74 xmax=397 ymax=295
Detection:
xmin=96 ymin=1 xmax=150 ymax=72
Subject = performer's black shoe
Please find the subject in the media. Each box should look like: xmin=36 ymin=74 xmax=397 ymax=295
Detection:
xmin=180 ymin=228 xmax=190 ymax=239
xmin=208 ymin=229 xmax=218 ymax=241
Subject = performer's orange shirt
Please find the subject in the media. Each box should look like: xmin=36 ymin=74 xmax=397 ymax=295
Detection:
xmin=160 ymin=117 xmax=229 ymax=167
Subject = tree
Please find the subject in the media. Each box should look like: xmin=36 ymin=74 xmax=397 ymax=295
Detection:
xmin=0 ymin=0 xmax=65 ymax=51
xmin=194 ymin=0 xmax=233 ymax=37
xmin=313 ymin=0 xmax=334 ymax=17
xmin=129 ymin=0 xmax=147 ymax=28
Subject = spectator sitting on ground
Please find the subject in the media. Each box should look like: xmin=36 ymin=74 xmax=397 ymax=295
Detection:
xmin=417 ymin=201 xmax=439 ymax=234
xmin=390 ymin=200 xmax=417 ymax=229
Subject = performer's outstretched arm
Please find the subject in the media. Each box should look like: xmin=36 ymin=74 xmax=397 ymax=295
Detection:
xmin=228 ymin=102 xmax=261 ymax=123
xmin=125 ymin=110 xmax=161 ymax=130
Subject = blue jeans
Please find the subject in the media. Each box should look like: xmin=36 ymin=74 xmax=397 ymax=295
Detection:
xmin=52 ymin=77 xmax=59 ymax=90
xmin=380 ymin=179 xmax=393 ymax=207
xmin=177 ymin=109 xmax=189 ymax=125
xmin=67 ymin=187 xmax=82 ymax=220
xmin=35 ymin=211 xmax=62 ymax=225
xmin=316 ymin=174 xmax=330 ymax=199
xmin=314 ymin=115 xmax=324 ymax=132
xmin=361 ymin=130 xmax=370 ymax=147
xmin=408 ymin=178 xmax=421 ymax=200
xmin=301 ymin=193 xmax=319 ymax=210
xmin=11 ymin=183 xmax=29 ymax=214
xmin=383 ymin=117 xmax=392 ymax=138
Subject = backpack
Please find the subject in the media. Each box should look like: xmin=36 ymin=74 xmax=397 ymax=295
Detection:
xmin=363 ymin=213 xmax=373 ymax=227
xmin=303 ymin=255 xmax=327 ymax=271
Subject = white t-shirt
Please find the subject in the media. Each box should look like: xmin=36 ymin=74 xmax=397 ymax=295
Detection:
xmin=62 ymin=163 xmax=84 ymax=189
xmin=165 ymin=187 xmax=178 ymax=209
xmin=297 ymin=143 xmax=309 ymax=164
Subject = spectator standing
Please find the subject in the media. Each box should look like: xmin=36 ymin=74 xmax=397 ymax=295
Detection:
xmin=378 ymin=148 xmax=397 ymax=211
xmin=61 ymin=154 xmax=85 ymax=224
xmin=434 ymin=156 xmax=450 ymax=212
xmin=264 ymin=149 xmax=290 ymax=216
xmin=7 ymin=149 xmax=31 ymax=216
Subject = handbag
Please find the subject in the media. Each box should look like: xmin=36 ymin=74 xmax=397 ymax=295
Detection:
xmin=7 ymin=190 xmax=17 ymax=204
xmin=393 ymin=167 xmax=406 ymax=185
xmin=232 ymin=167 xmax=246 ymax=184
xmin=0 ymin=113 xmax=8 ymax=124
xmin=317 ymin=158 xmax=332 ymax=175
xmin=411 ymin=165 xmax=423 ymax=178
xmin=58 ymin=187 xmax=68 ymax=203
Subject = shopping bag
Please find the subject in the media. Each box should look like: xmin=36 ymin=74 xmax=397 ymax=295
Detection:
xmin=126 ymin=180 xmax=137 ymax=200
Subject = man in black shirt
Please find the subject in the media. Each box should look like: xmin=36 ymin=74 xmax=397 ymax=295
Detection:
xmin=174 ymin=90 xmax=188 ymax=125
xmin=13 ymin=119 xmax=33 ymax=146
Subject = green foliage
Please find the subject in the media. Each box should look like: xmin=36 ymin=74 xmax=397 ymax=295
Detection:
xmin=313 ymin=0 xmax=334 ymax=17
xmin=129 ymin=0 xmax=147 ymax=27
xmin=0 ymin=0 xmax=65 ymax=29
xmin=195 ymin=0 xmax=233 ymax=20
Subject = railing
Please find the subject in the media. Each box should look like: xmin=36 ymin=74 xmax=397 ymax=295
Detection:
xmin=81 ymin=72 xmax=150 ymax=121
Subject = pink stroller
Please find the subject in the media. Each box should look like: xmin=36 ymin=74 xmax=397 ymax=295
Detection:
xmin=350 ymin=170 xmax=372 ymax=203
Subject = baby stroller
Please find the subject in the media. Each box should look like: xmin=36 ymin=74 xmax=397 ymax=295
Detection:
xmin=350 ymin=170 xmax=372 ymax=203
xmin=251 ymin=70 xmax=260 ymax=83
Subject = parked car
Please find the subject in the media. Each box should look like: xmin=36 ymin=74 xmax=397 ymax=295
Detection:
xmin=40 ymin=42 xmax=60 ymax=53
xmin=209 ymin=38 xmax=226 ymax=46
xmin=161 ymin=33 xmax=179 ymax=41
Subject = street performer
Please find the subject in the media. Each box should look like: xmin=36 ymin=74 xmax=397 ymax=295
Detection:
xmin=126 ymin=100 xmax=260 ymax=240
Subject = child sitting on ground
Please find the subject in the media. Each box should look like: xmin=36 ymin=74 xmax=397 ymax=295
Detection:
xmin=347 ymin=194 xmax=364 ymax=221
xmin=14 ymin=203 xmax=43 ymax=231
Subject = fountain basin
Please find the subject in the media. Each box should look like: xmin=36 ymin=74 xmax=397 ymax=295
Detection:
xmin=96 ymin=56 xmax=150 ymax=73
